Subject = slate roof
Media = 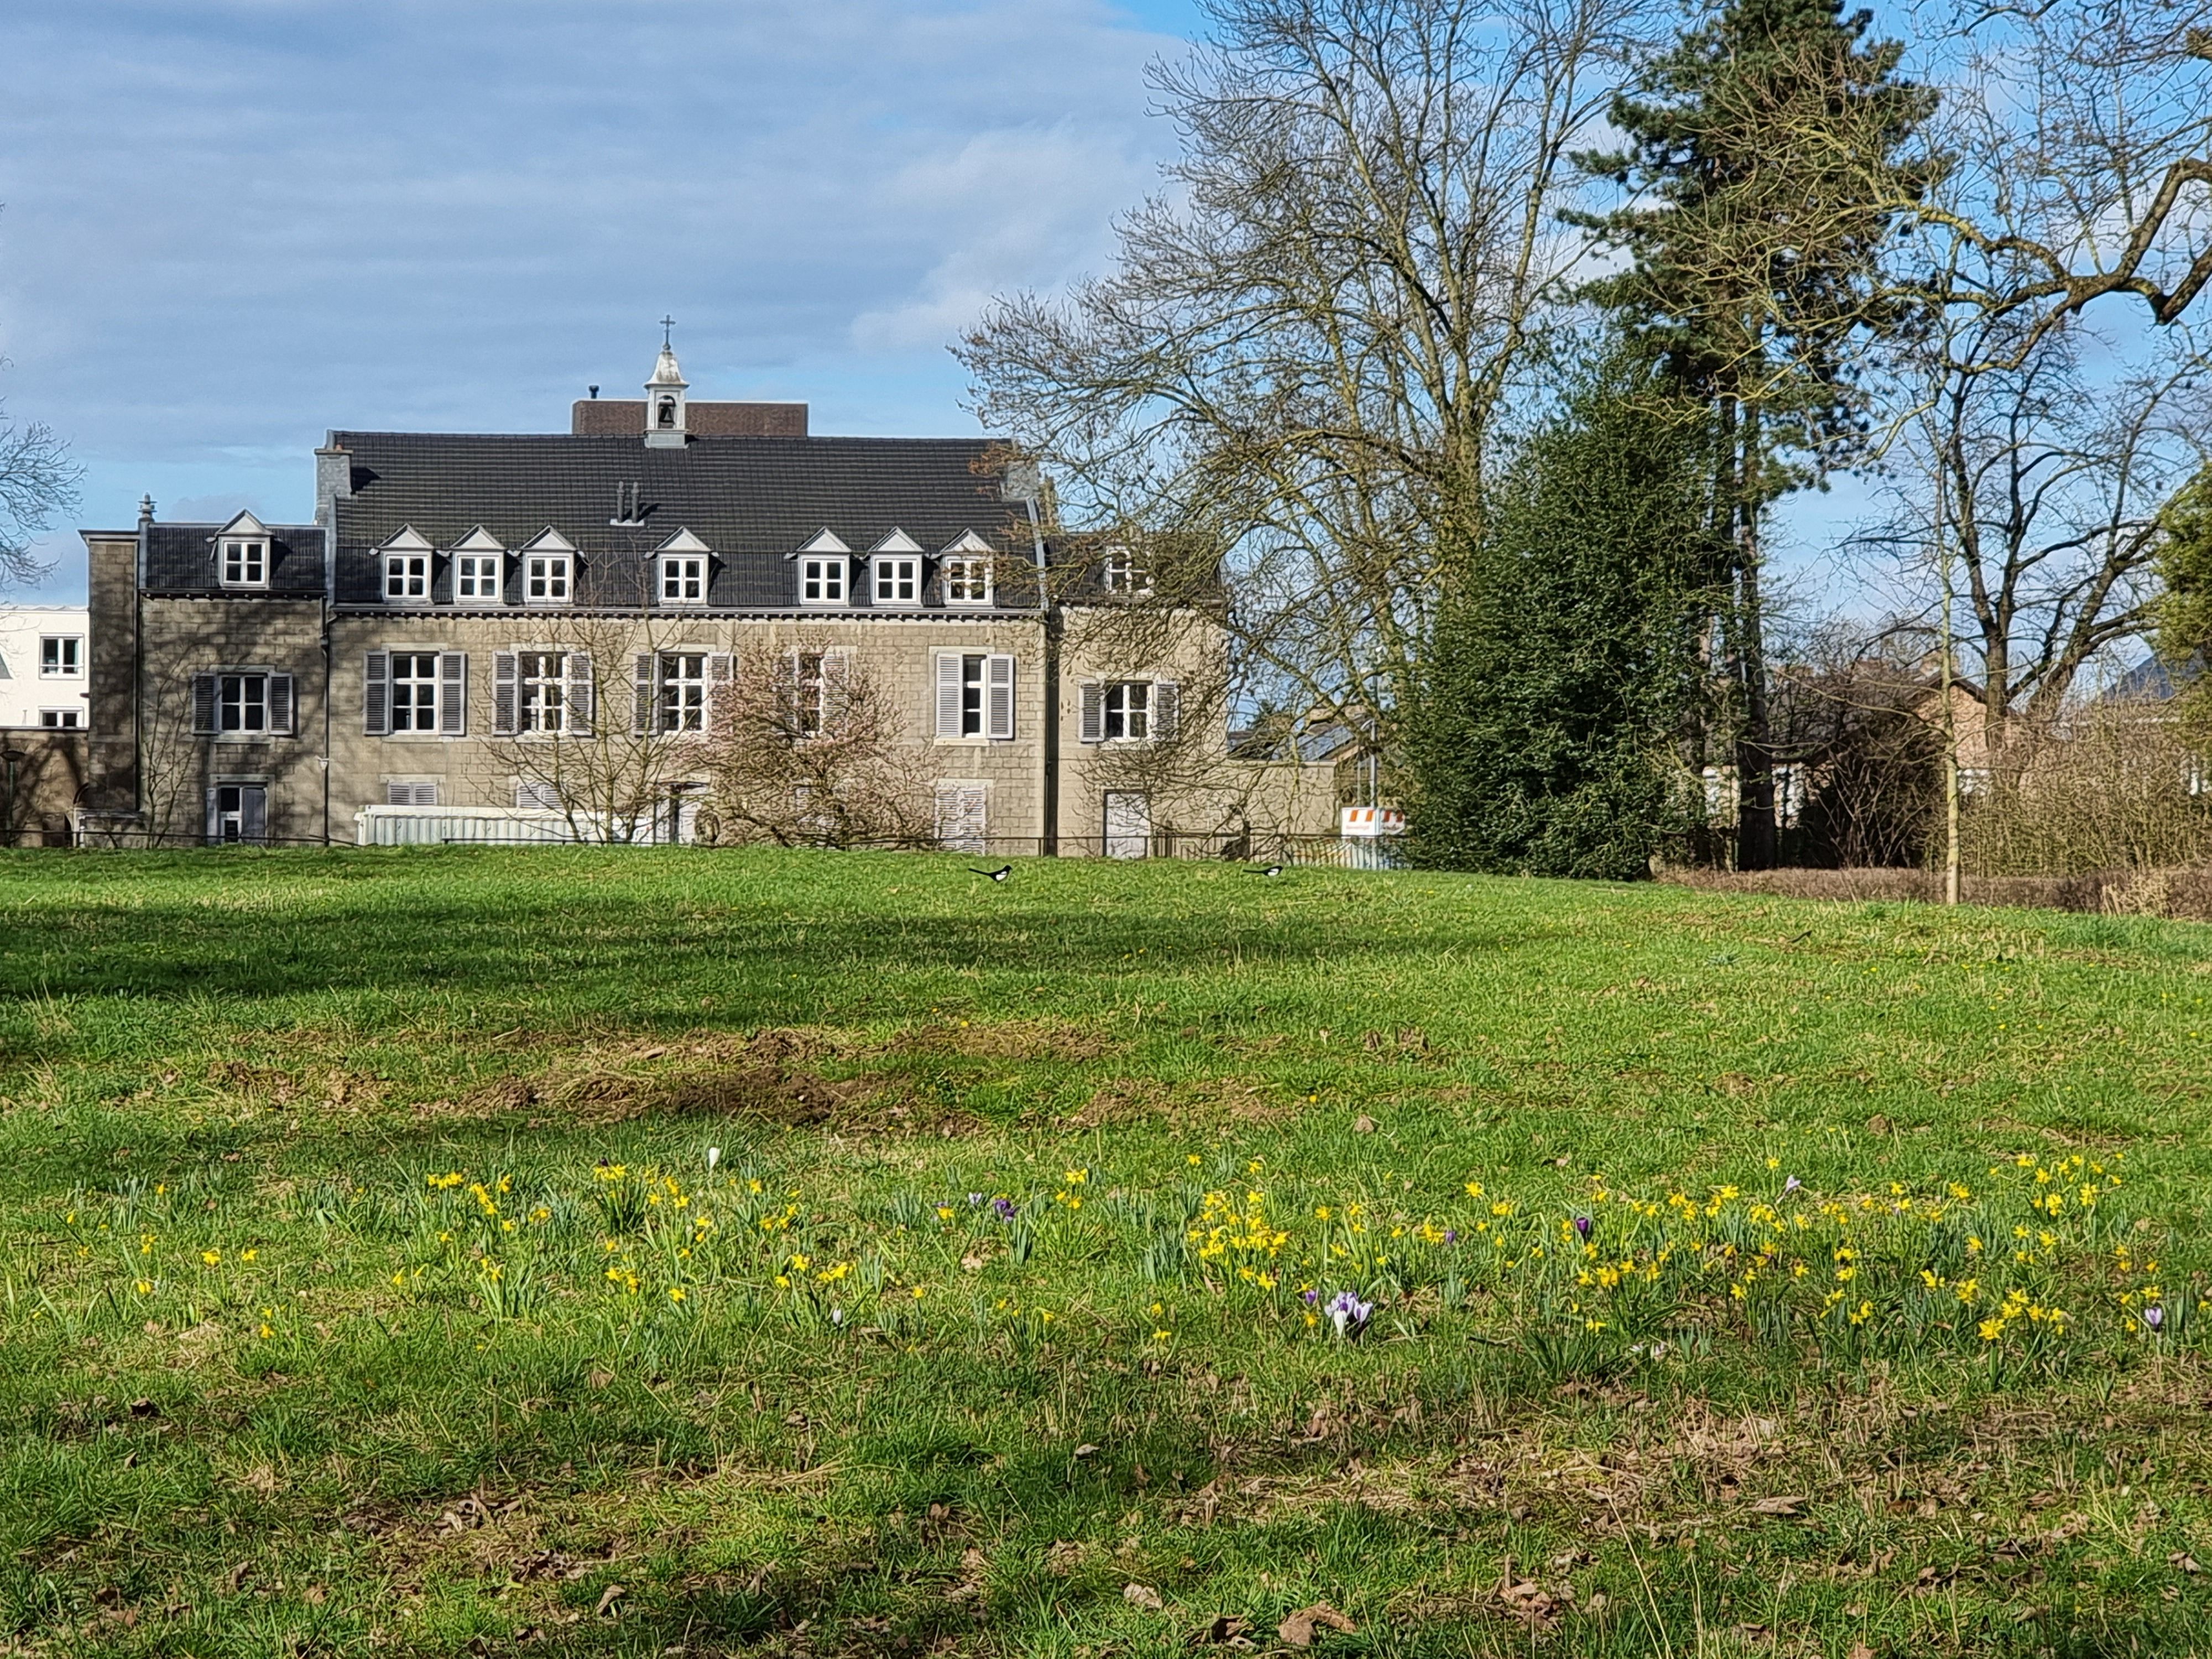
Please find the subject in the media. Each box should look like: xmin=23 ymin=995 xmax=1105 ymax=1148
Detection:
xmin=324 ymin=432 xmax=1036 ymax=610
xmin=142 ymin=524 xmax=327 ymax=596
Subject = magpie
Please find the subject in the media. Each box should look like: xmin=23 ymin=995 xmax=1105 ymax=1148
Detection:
xmin=1246 ymin=864 xmax=1285 ymax=878
xmin=969 ymin=865 xmax=1013 ymax=882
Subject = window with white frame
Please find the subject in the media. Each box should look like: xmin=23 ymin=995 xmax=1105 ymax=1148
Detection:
xmin=789 ymin=650 xmax=829 ymax=737
xmin=1077 ymin=679 xmax=1178 ymax=744
xmin=933 ymin=652 xmax=1016 ymax=740
xmin=39 ymin=708 xmax=81 ymax=729
xmin=515 ymin=779 xmax=563 ymax=811
xmin=873 ymin=557 xmax=920 ymax=606
xmin=384 ymin=552 xmax=431 ymax=603
xmin=660 ymin=555 xmax=707 ymax=604
xmin=39 ymin=637 xmax=81 ymax=676
xmin=221 ymin=538 xmax=268 ymax=588
xmin=1100 ymin=546 xmax=1150 ymax=596
xmin=191 ymin=671 xmax=294 ymax=737
xmin=517 ymin=650 xmax=568 ymax=733
xmin=388 ymin=653 xmax=442 ymax=732
xmin=658 ymin=652 xmax=707 ymax=732
xmin=456 ymin=554 xmax=503 ymax=602
xmin=524 ymin=554 xmax=572 ymax=604
xmin=1102 ymin=680 xmax=1149 ymax=740
xmin=942 ymin=557 xmax=992 ymax=606
xmin=384 ymin=780 xmax=440 ymax=806
xmin=800 ymin=557 xmax=846 ymax=606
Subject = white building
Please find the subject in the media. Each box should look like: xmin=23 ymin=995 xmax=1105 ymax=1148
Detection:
xmin=0 ymin=606 xmax=92 ymax=729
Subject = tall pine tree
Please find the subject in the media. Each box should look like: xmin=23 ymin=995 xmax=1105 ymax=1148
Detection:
xmin=1404 ymin=356 xmax=1723 ymax=879
xmin=1577 ymin=0 xmax=1937 ymax=867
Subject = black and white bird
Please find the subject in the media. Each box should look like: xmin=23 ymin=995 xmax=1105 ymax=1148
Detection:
xmin=969 ymin=865 xmax=1013 ymax=882
xmin=1246 ymin=864 xmax=1285 ymax=878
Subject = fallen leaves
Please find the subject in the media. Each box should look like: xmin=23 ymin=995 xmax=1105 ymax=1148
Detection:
xmin=1124 ymin=1582 xmax=1165 ymax=1611
xmin=1278 ymin=1603 xmax=1357 ymax=1647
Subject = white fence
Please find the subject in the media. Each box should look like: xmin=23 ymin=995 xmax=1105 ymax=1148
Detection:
xmin=357 ymin=806 xmax=610 ymax=846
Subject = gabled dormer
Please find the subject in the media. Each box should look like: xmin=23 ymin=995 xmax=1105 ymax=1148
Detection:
xmin=868 ymin=529 xmax=924 ymax=609
xmin=448 ymin=526 xmax=507 ymax=605
xmin=938 ymin=529 xmax=996 ymax=607
xmin=655 ymin=527 xmax=712 ymax=606
xmin=795 ymin=529 xmax=851 ymax=607
xmin=378 ymin=525 xmax=435 ymax=604
xmin=518 ymin=528 xmax=576 ymax=606
xmin=216 ymin=511 xmax=271 ymax=589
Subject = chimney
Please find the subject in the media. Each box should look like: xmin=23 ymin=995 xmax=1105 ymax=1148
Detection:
xmin=315 ymin=439 xmax=353 ymax=531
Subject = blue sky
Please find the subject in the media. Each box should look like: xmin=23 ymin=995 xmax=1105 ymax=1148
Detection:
xmin=0 ymin=0 xmax=1210 ymax=600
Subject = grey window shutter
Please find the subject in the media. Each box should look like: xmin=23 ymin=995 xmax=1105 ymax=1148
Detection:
xmin=564 ymin=651 xmax=594 ymax=734
xmin=986 ymin=653 xmax=1015 ymax=740
xmin=1154 ymin=681 xmax=1180 ymax=742
xmin=823 ymin=648 xmax=853 ymax=733
xmin=633 ymin=653 xmax=654 ymax=736
xmin=241 ymin=786 xmax=268 ymax=844
xmin=204 ymin=788 xmax=220 ymax=842
xmin=1078 ymin=681 xmax=1103 ymax=744
xmin=708 ymin=651 xmax=733 ymax=684
xmin=493 ymin=650 xmax=518 ymax=735
xmin=935 ymin=651 xmax=962 ymax=737
xmin=192 ymin=674 xmax=218 ymax=735
xmin=439 ymin=652 xmax=466 ymax=735
xmin=268 ymin=674 xmax=295 ymax=735
xmin=363 ymin=651 xmax=389 ymax=735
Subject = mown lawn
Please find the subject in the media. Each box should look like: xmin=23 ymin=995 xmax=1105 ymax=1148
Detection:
xmin=3 ymin=847 xmax=2210 ymax=1658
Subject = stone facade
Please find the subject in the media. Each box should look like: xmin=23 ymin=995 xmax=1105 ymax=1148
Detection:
xmin=77 ymin=352 xmax=1343 ymax=853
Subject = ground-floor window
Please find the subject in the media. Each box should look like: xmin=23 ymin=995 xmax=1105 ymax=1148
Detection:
xmin=935 ymin=782 xmax=987 ymax=853
xmin=207 ymin=783 xmax=268 ymax=845
xmin=1103 ymin=790 xmax=1151 ymax=859
xmin=39 ymin=708 xmax=81 ymax=729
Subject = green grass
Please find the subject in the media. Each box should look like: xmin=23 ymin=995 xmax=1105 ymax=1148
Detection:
xmin=4 ymin=846 xmax=2211 ymax=1657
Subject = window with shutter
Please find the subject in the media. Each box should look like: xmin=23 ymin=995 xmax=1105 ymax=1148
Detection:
xmin=1078 ymin=681 xmax=1103 ymax=744
xmin=493 ymin=651 xmax=519 ymax=734
xmin=192 ymin=674 xmax=218 ymax=735
xmin=268 ymin=674 xmax=295 ymax=735
xmin=822 ymin=649 xmax=853 ymax=734
xmin=933 ymin=782 xmax=988 ymax=852
xmin=986 ymin=654 xmax=1016 ymax=740
xmin=363 ymin=651 xmax=389 ymax=735
xmin=385 ymin=781 xmax=440 ymax=806
xmin=632 ymin=653 xmax=654 ymax=736
xmin=439 ymin=653 xmax=467 ymax=735
xmin=564 ymin=653 xmax=594 ymax=734
xmin=936 ymin=652 xmax=963 ymax=738
xmin=1152 ymin=680 xmax=1180 ymax=742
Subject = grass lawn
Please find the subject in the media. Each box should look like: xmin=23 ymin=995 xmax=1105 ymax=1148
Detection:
xmin=4 ymin=847 xmax=2211 ymax=1658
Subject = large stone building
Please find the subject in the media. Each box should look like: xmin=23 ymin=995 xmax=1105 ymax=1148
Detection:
xmin=77 ymin=345 xmax=1334 ymax=852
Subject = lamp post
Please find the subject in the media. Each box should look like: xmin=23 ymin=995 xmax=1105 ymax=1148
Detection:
xmin=0 ymin=748 xmax=28 ymax=850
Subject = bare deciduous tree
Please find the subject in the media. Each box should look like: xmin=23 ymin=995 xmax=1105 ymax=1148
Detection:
xmin=689 ymin=639 xmax=933 ymax=849
xmin=961 ymin=0 xmax=1657 ymax=752
xmin=0 ymin=395 xmax=81 ymax=588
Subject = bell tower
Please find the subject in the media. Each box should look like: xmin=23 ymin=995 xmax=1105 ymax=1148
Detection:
xmin=643 ymin=317 xmax=688 ymax=448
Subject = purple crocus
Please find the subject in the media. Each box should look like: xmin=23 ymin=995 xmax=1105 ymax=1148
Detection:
xmin=2145 ymin=1305 xmax=2165 ymax=1331
xmin=1444 ymin=1229 xmax=1458 ymax=1245
xmin=1573 ymin=1215 xmax=1593 ymax=1241
xmin=1303 ymin=1287 xmax=1320 ymax=1306
xmin=1325 ymin=1290 xmax=1373 ymax=1338
xmin=992 ymin=1197 xmax=1017 ymax=1222
xmin=1783 ymin=1176 xmax=1802 ymax=1195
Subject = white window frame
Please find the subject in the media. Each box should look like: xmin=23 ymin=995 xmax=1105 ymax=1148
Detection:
xmin=387 ymin=651 xmax=444 ymax=733
xmin=941 ymin=557 xmax=993 ymax=607
xmin=221 ymin=539 xmax=269 ymax=589
xmin=872 ymin=556 xmax=920 ymax=608
xmin=660 ymin=555 xmax=708 ymax=606
xmin=455 ymin=553 xmax=504 ymax=603
xmin=933 ymin=781 xmax=988 ymax=853
xmin=1102 ymin=680 xmax=1150 ymax=742
xmin=800 ymin=557 xmax=847 ymax=607
xmin=790 ymin=649 xmax=830 ymax=738
xmin=208 ymin=781 xmax=269 ymax=846
xmin=524 ymin=554 xmax=572 ymax=606
xmin=1100 ymin=546 xmax=1150 ymax=597
xmin=657 ymin=651 xmax=708 ymax=733
xmin=39 ymin=637 xmax=82 ymax=677
xmin=384 ymin=552 xmax=431 ymax=604
xmin=39 ymin=708 xmax=81 ymax=729
xmin=516 ymin=649 xmax=570 ymax=734
xmin=220 ymin=672 xmax=270 ymax=735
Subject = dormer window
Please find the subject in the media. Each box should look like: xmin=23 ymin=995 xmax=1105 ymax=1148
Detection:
xmin=1102 ymin=545 xmax=1151 ymax=596
xmin=661 ymin=556 xmax=707 ymax=604
xmin=518 ymin=529 xmax=576 ymax=606
xmin=450 ymin=527 xmax=505 ymax=604
xmin=939 ymin=530 xmax=997 ymax=607
xmin=873 ymin=557 xmax=920 ymax=607
xmin=525 ymin=554 xmax=572 ymax=604
xmin=223 ymin=539 xmax=268 ymax=587
xmin=800 ymin=557 xmax=846 ymax=606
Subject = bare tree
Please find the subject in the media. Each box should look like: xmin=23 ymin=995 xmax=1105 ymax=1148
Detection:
xmin=961 ymin=0 xmax=1658 ymax=753
xmin=484 ymin=615 xmax=716 ymax=843
xmin=0 ymin=395 xmax=81 ymax=587
xmin=688 ymin=638 xmax=934 ymax=849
